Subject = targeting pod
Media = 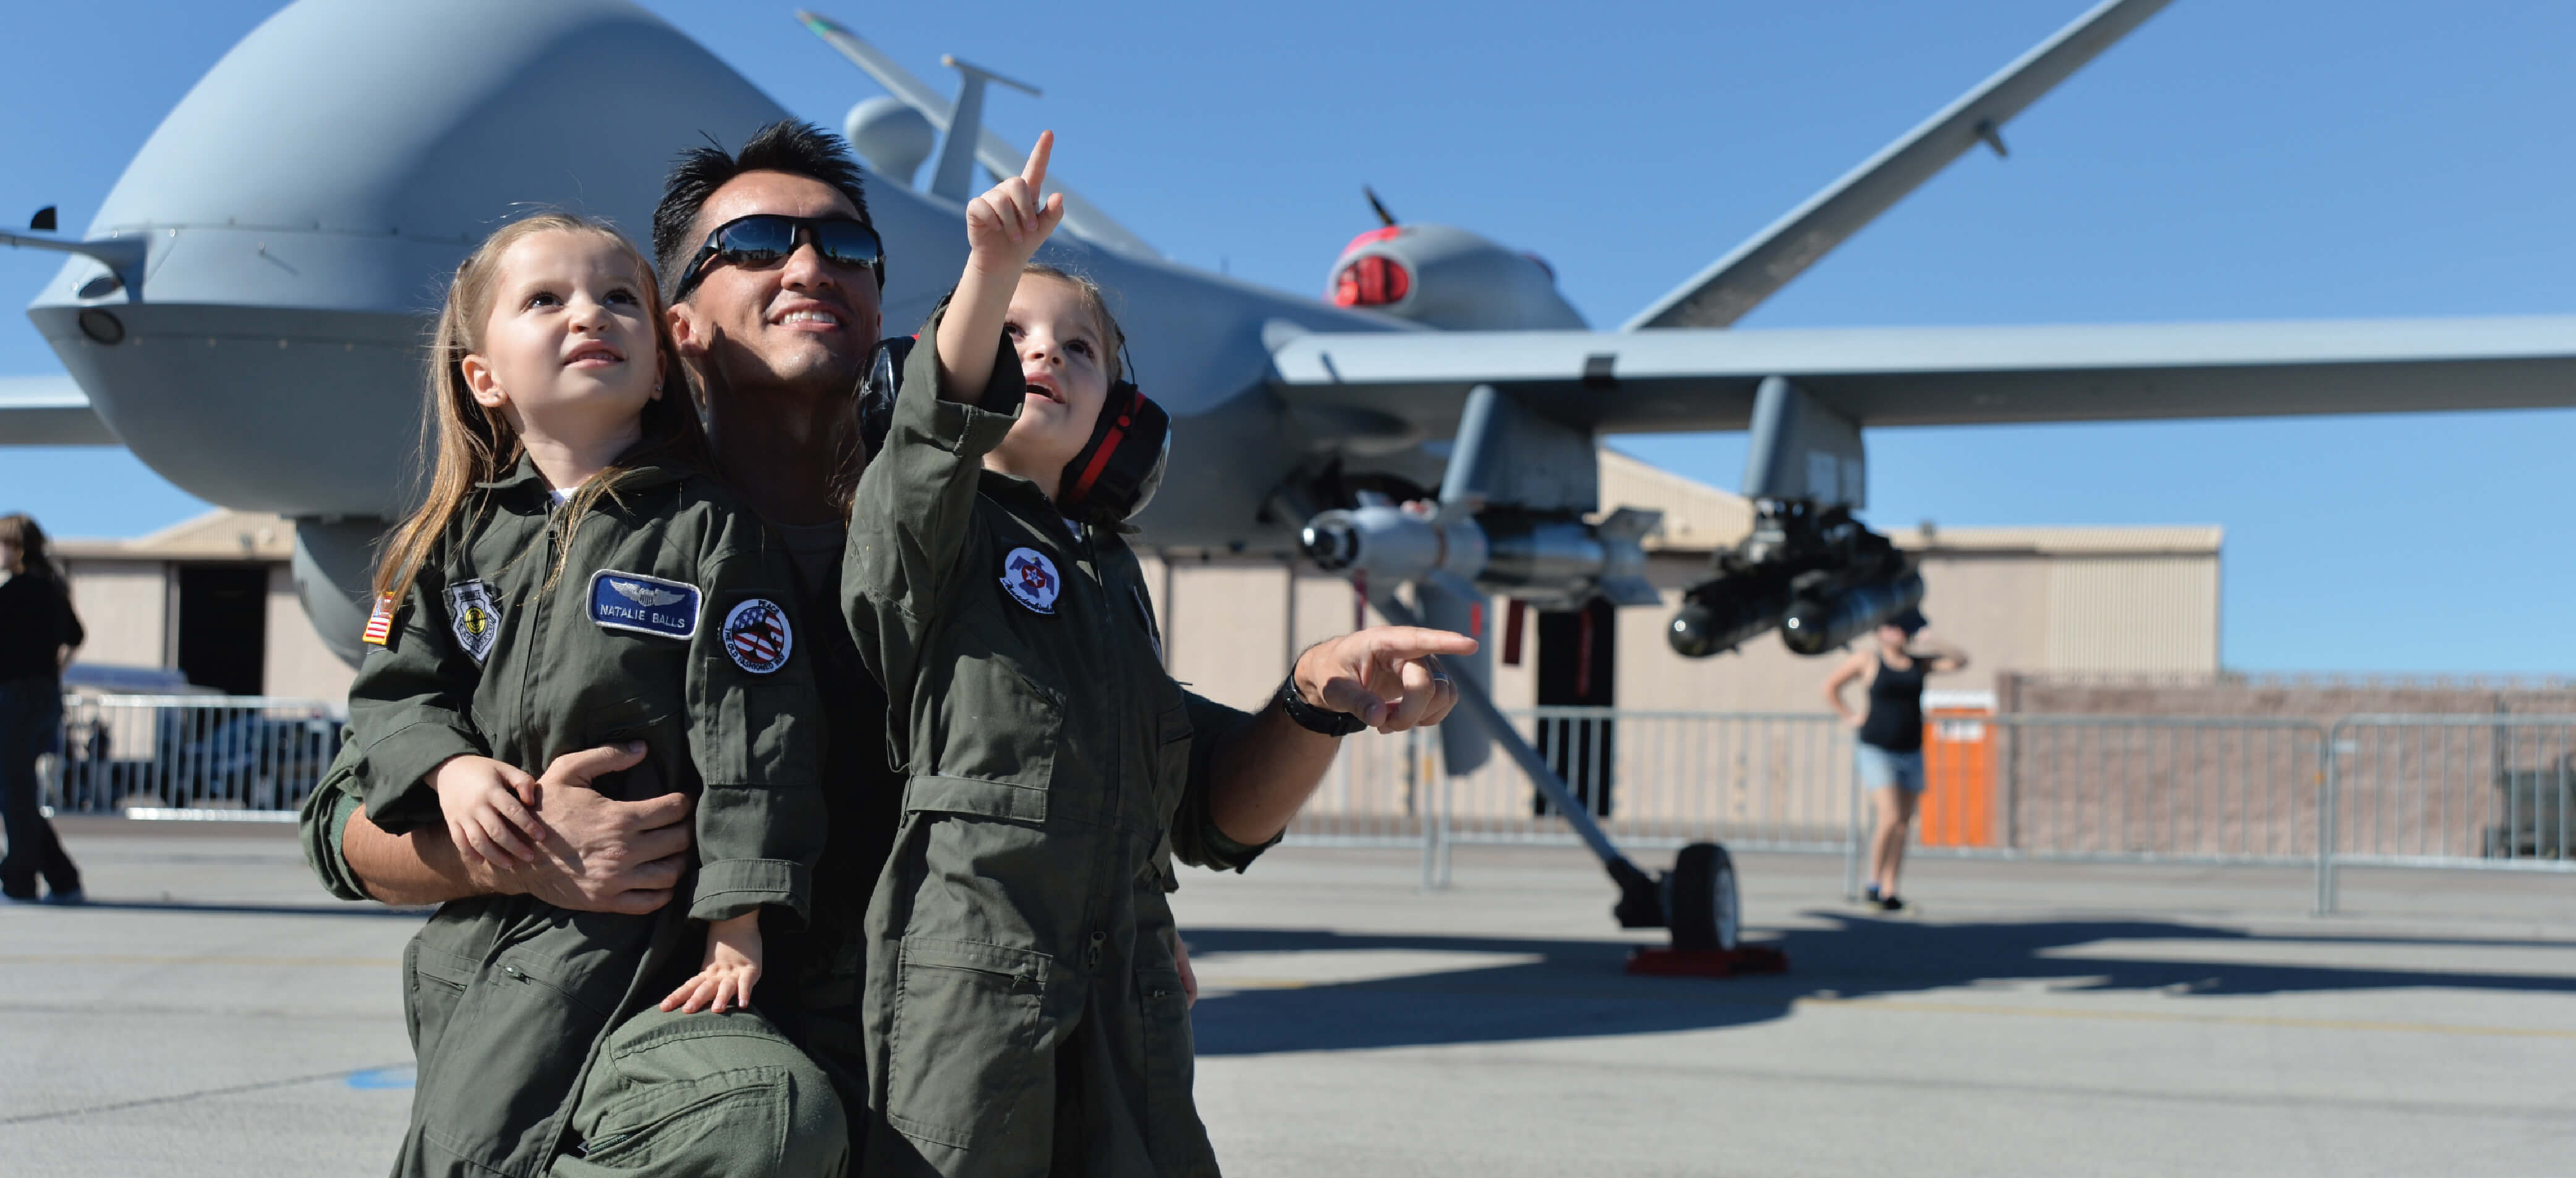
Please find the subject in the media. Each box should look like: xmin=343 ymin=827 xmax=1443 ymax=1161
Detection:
xmin=1667 ymin=584 xmax=1792 ymax=659
xmin=1779 ymin=570 xmax=1926 ymax=656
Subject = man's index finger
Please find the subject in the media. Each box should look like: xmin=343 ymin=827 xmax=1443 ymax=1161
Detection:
xmin=1372 ymin=626 xmax=1481 ymax=661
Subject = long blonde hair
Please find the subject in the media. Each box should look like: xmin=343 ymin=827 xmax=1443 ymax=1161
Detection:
xmin=373 ymin=213 xmax=712 ymax=607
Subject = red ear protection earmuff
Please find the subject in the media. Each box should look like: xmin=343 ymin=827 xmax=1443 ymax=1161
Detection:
xmin=1058 ymin=377 xmax=1169 ymax=527
xmin=856 ymin=323 xmax=1167 ymax=527
xmin=855 ymin=335 xmax=911 ymax=457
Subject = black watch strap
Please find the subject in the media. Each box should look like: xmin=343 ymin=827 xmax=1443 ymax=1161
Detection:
xmin=1278 ymin=675 xmax=1366 ymax=737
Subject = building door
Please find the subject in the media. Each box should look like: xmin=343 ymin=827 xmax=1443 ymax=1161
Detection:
xmin=177 ymin=565 xmax=268 ymax=696
xmin=1532 ymin=597 xmax=1616 ymax=817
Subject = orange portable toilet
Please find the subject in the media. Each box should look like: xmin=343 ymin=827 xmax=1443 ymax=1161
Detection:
xmin=1917 ymin=691 xmax=1996 ymax=847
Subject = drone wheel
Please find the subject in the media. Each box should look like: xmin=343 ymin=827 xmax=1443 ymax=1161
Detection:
xmin=1665 ymin=842 xmax=1740 ymax=952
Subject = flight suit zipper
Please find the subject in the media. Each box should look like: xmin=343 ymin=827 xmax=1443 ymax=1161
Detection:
xmin=519 ymin=499 xmax=564 ymax=737
xmin=1065 ymin=522 xmax=1127 ymax=989
xmin=1078 ymin=523 xmax=1127 ymax=821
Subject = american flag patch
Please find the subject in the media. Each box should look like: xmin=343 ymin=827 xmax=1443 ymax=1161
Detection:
xmin=721 ymin=598 xmax=793 ymax=674
xmin=362 ymin=593 xmax=397 ymax=646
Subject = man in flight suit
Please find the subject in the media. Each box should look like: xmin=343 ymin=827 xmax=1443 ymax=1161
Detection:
xmin=300 ymin=121 xmax=1469 ymax=1176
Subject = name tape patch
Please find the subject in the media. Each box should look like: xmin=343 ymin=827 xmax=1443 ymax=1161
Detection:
xmin=723 ymin=598 xmax=793 ymax=674
xmin=1000 ymin=547 xmax=1061 ymax=614
xmin=443 ymin=578 xmax=503 ymax=663
xmin=589 ymin=570 xmax=701 ymax=639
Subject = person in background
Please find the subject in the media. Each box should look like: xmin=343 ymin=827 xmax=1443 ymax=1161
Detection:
xmin=1824 ymin=607 xmax=1966 ymax=912
xmin=0 ymin=512 xmax=85 ymax=904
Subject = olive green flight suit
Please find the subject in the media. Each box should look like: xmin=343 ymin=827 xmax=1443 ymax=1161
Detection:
xmin=339 ymin=457 xmax=835 ymax=1178
xmin=299 ymin=323 xmax=1011 ymax=1177
xmin=843 ymin=316 xmax=1272 ymax=1177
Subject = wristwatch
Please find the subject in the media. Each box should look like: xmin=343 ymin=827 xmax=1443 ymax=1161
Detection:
xmin=1277 ymin=675 xmax=1366 ymax=737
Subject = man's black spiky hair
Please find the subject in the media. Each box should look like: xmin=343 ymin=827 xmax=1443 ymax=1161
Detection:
xmin=652 ymin=119 xmax=871 ymax=295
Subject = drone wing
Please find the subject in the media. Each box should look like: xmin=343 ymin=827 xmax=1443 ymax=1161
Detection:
xmin=1624 ymin=0 xmax=2174 ymax=331
xmin=796 ymin=9 xmax=1158 ymax=259
xmin=1267 ymin=315 xmax=2576 ymax=437
xmin=0 ymin=375 xmax=116 ymax=445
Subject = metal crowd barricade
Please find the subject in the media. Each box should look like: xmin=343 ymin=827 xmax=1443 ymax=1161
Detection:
xmin=1965 ymin=715 xmax=2329 ymax=865
xmin=1435 ymin=709 xmax=1856 ymax=853
xmin=52 ymin=693 xmax=345 ymax=818
xmin=2318 ymin=714 xmax=2576 ymax=911
xmin=55 ymin=689 xmax=2572 ymax=909
xmin=1285 ymin=708 xmax=1857 ymax=891
xmin=1281 ymin=726 xmax=1440 ymax=847
xmin=1281 ymin=706 xmax=2399 ymax=913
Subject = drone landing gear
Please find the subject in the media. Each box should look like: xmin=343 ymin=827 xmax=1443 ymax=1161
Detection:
xmin=1611 ymin=841 xmax=1788 ymax=975
xmin=1379 ymin=597 xmax=1788 ymax=977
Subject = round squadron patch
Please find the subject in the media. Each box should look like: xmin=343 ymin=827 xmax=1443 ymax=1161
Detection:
xmin=721 ymin=598 xmax=793 ymax=674
xmin=1000 ymin=547 xmax=1061 ymax=614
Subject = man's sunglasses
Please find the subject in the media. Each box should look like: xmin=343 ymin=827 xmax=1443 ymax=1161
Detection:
xmin=671 ymin=214 xmax=886 ymax=300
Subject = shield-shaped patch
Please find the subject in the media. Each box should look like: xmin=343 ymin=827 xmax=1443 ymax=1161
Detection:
xmin=443 ymin=578 xmax=503 ymax=664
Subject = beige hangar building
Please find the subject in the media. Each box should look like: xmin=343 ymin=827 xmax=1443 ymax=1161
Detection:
xmin=54 ymin=449 xmax=2221 ymax=716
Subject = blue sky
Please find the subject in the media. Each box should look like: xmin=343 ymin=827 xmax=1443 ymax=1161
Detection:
xmin=4 ymin=0 xmax=2573 ymax=672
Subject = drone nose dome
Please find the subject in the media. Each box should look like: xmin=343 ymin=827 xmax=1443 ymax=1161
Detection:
xmin=24 ymin=0 xmax=790 ymax=518
xmin=1331 ymin=255 xmax=1412 ymax=307
xmin=1321 ymin=222 xmax=1586 ymax=330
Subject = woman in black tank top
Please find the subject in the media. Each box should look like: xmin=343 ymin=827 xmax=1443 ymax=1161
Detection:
xmin=1823 ymin=608 xmax=1968 ymax=912
xmin=1857 ymin=655 xmax=1928 ymax=753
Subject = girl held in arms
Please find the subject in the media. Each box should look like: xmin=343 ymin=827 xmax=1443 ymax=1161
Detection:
xmin=344 ymin=212 xmax=822 ymax=1171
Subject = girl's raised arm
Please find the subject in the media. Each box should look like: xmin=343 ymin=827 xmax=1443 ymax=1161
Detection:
xmin=936 ymin=132 xmax=1064 ymax=402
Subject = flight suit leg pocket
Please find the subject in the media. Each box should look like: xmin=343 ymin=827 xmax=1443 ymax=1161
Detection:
xmin=404 ymin=938 xmax=475 ymax=1061
xmin=884 ymin=937 xmax=1056 ymax=1158
xmin=1136 ymin=964 xmax=1220 ymax=1176
xmin=412 ymin=929 xmax=642 ymax=1172
xmin=558 ymin=1007 xmax=848 ymax=1178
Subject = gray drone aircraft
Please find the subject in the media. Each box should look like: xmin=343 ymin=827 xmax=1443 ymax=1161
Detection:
xmin=9 ymin=0 xmax=2576 ymax=950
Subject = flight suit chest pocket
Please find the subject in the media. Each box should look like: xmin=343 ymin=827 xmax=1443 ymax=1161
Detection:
xmin=884 ymin=937 xmax=1058 ymax=1156
xmin=926 ymin=648 xmax=1060 ymax=811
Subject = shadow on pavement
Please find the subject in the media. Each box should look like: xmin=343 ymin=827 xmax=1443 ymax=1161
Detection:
xmin=58 ymin=899 xmax=433 ymax=919
xmin=1186 ymin=915 xmax=2576 ymax=1056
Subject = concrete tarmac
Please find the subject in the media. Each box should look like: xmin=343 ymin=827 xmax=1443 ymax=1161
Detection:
xmin=4 ymin=818 xmax=2571 ymax=1176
